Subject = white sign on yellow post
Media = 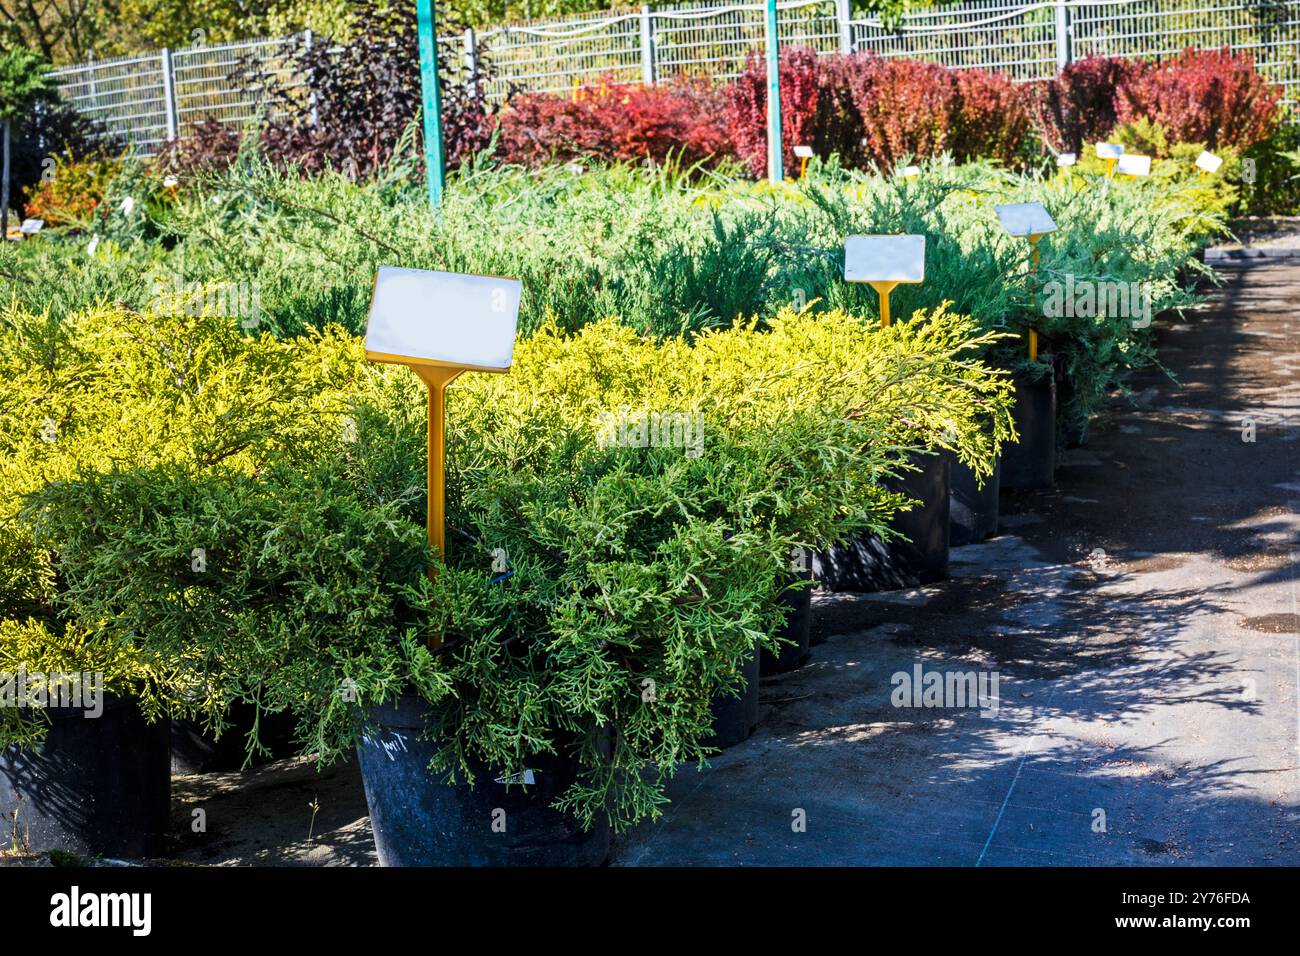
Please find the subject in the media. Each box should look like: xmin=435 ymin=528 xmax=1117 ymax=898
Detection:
xmin=1095 ymin=142 xmax=1125 ymax=179
xmin=995 ymin=202 xmax=1057 ymax=361
xmin=365 ymin=266 xmax=521 ymax=569
xmin=844 ymin=234 xmax=926 ymax=328
xmin=794 ymin=145 xmax=814 ymax=179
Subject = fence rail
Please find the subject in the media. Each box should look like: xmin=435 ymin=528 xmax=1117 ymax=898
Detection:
xmin=47 ymin=0 xmax=1300 ymax=154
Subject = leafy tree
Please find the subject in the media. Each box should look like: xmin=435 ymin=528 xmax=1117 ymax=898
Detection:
xmin=0 ymin=0 xmax=118 ymax=63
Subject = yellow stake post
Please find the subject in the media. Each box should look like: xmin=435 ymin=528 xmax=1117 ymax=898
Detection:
xmin=364 ymin=266 xmax=523 ymax=650
xmin=1027 ymin=232 xmax=1043 ymax=359
xmin=413 ymin=364 xmax=463 ymax=563
xmin=869 ymin=280 xmax=899 ymax=328
xmin=995 ymin=204 xmax=1055 ymax=363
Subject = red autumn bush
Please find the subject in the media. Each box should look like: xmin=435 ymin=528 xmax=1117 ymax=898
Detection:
xmin=728 ymin=51 xmax=1032 ymax=174
xmin=1114 ymin=47 xmax=1281 ymax=151
xmin=726 ymin=47 xmax=826 ymax=177
xmin=495 ymin=77 xmax=734 ymax=168
xmin=849 ymin=56 xmax=963 ymax=167
xmin=1031 ymin=56 xmax=1147 ymax=154
xmin=22 ymin=149 xmax=123 ymax=227
xmin=953 ymin=68 xmax=1032 ymax=165
xmin=494 ymin=46 xmax=1281 ymax=175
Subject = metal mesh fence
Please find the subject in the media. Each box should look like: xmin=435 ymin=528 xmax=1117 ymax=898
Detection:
xmin=1069 ymin=0 xmax=1300 ymax=110
xmin=479 ymin=11 xmax=643 ymax=98
xmin=641 ymin=0 xmax=840 ymax=81
xmin=171 ymin=35 xmax=305 ymax=128
xmin=851 ymin=1 xmax=1059 ymax=81
xmin=45 ymin=0 xmax=1300 ymax=154
xmin=48 ymin=51 xmax=172 ymax=150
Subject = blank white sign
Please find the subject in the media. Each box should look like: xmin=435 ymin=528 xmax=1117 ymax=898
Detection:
xmin=366 ymin=266 xmax=521 ymax=372
xmin=1057 ymin=153 xmax=1077 ymax=167
xmin=844 ymin=235 xmax=926 ymax=283
xmin=19 ymin=219 xmax=43 ymax=234
xmin=1196 ymin=151 xmax=1223 ymax=174
xmin=794 ymin=145 xmax=814 ymax=158
xmin=1116 ymin=154 xmax=1151 ymax=177
xmin=1095 ymin=143 xmax=1125 ymax=160
xmin=995 ymin=202 xmax=1057 ymax=237
xmin=898 ymin=165 xmax=921 ymax=178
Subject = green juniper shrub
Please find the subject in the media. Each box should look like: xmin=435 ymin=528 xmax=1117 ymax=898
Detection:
xmin=8 ymin=298 xmax=1012 ymax=829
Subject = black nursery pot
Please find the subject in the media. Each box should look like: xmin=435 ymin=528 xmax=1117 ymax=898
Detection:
xmin=1000 ymin=371 xmax=1056 ymax=491
xmin=356 ymin=694 xmax=610 ymax=867
xmin=950 ymin=455 xmax=1001 ymax=546
xmin=1053 ymin=353 xmax=1087 ymax=449
xmin=704 ymin=645 xmax=760 ymax=749
xmin=814 ymin=448 xmax=951 ymax=592
xmin=761 ymin=568 xmax=813 ymax=676
xmin=171 ymin=703 xmax=297 ymax=774
xmin=0 ymin=694 xmax=170 ymax=858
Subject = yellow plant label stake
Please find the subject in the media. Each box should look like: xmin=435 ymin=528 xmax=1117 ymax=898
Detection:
xmin=365 ymin=266 xmax=522 ymax=573
xmin=995 ymin=204 xmax=1057 ymax=360
xmin=844 ymin=235 xmax=926 ymax=328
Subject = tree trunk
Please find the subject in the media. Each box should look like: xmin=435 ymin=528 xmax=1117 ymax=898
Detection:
xmin=1 ymin=119 xmax=10 ymax=242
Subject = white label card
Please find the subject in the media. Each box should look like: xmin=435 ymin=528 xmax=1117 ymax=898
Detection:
xmin=994 ymin=202 xmax=1057 ymax=237
xmin=1096 ymin=143 xmax=1125 ymax=160
xmin=794 ymin=145 xmax=814 ymax=158
xmin=1196 ymin=151 xmax=1223 ymax=174
xmin=844 ymin=235 xmax=926 ymax=283
xmin=1057 ymin=153 xmax=1077 ymax=167
xmin=19 ymin=219 xmax=43 ymax=234
xmin=1116 ymin=154 xmax=1151 ymax=177
xmin=366 ymin=266 xmax=521 ymax=372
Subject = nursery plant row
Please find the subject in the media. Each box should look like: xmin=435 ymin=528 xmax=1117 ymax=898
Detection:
xmin=0 ymin=139 xmax=1229 ymax=863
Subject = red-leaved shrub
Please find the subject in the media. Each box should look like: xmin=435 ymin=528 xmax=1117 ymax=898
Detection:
xmin=727 ymin=50 xmax=1031 ymax=175
xmin=953 ymin=69 xmax=1031 ymax=165
xmin=1114 ymin=47 xmax=1282 ymax=151
xmin=726 ymin=47 xmax=826 ymax=178
xmin=848 ymin=56 xmax=962 ymax=167
xmin=1031 ymin=56 xmax=1147 ymax=154
xmin=495 ymin=77 xmax=734 ymax=169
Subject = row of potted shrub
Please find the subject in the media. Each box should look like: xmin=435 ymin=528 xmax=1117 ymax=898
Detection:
xmin=4 ymin=145 xmax=1224 ymax=432
xmin=1 ymin=292 xmax=1013 ymax=859
xmin=0 ymin=146 xmax=1224 ymax=862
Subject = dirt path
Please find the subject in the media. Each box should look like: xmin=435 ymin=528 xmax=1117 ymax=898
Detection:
xmin=170 ymin=256 xmax=1299 ymax=866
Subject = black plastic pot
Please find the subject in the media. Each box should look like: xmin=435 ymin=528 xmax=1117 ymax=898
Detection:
xmin=0 ymin=694 xmax=170 ymax=858
xmin=761 ymin=569 xmax=813 ymax=675
xmin=950 ymin=455 xmax=1000 ymax=546
xmin=171 ymin=704 xmax=297 ymax=774
xmin=356 ymin=694 xmax=610 ymax=867
xmin=1053 ymin=354 xmax=1087 ymax=448
xmin=704 ymin=646 xmax=760 ymax=749
xmin=814 ymin=448 xmax=950 ymax=592
xmin=1000 ymin=372 xmax=1056 ymax=491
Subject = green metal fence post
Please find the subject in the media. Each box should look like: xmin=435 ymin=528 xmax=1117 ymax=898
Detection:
xmin=417 ymin=0 xmax=446 ymax=208
xmin=764 ymin=0 xmax=783 ymax=182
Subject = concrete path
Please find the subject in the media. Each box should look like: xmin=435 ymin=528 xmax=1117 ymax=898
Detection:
xmin=169 ymin=256 xmax=1299 ymax=867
